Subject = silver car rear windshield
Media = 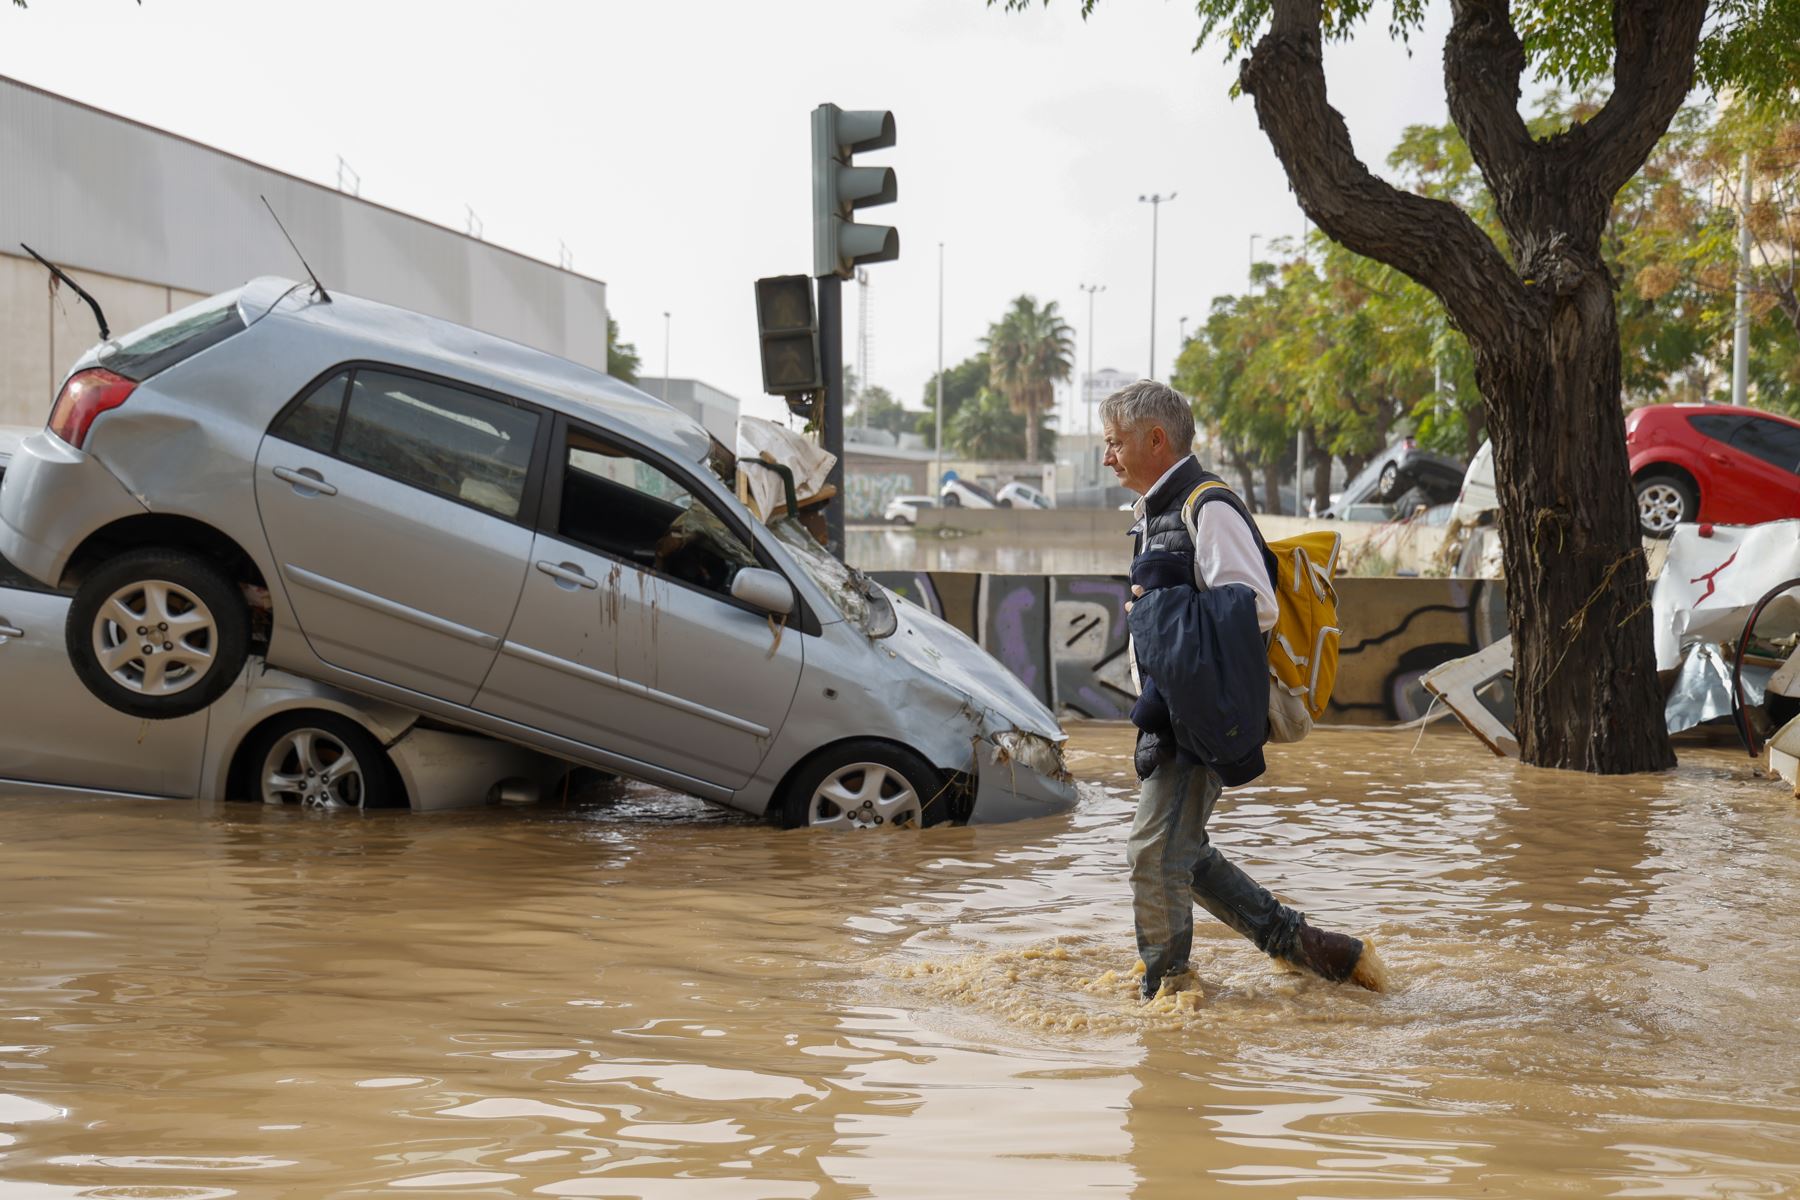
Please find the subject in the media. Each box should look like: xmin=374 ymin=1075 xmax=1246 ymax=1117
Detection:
xmin=94 ymin=294 xmax=246 ymax=383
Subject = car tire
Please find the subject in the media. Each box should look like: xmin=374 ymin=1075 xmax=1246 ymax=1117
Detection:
xmin=1635 ymin=473 xmax=1697 ymax=538
xmin=66 ymin=547 xmax=251 ymax=720
xmin=243 ymin=711 xmax=399 ymax=809
xmin=1378 ymin=462 xmax=1400 ymax=500
xmin=942 ymin=492 xmax=961 ymax=507
xmin=997 ymin=497 xmax=1013 ymax=508
xmin=781 ymin=740 xmax=951 ymax=830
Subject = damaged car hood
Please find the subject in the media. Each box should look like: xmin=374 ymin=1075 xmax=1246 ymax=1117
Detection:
xmin=884 ymin=591 xmax=1064 ymax=743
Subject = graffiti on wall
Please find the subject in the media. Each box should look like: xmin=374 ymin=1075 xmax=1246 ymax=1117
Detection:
xmin=872 ymin=571 xmax=1507 ymax=724
xmin=846 ymin=472 xmax=916 ymax=520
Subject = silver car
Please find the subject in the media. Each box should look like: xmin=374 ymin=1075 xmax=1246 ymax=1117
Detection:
xmin=0 ymin=431 xmax=563 ymax=811
xmin=0 ymin=280 xmax=1073 ymax=829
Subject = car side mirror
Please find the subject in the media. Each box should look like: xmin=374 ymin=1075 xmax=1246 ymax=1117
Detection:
xmin=730 ymin=567 xmax=794 ymax=616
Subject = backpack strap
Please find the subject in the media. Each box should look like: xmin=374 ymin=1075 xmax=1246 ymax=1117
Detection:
xmin=1181 ymin=481 xmax=1279 ymax=590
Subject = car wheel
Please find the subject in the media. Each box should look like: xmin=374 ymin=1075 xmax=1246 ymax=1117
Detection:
xmin=782 ymin=741 xmax=951 ymax=830
xmin=248 ymin=711 xmax=397 ymax=810
xmin=997 ymin=497 xmax=1013 ymax=508
xmin=942 ymin=492 xmax=961 ymax=507
xmin=66 ymin=548 xmax=251 ymax=720
xmin=1378 ymin=462 xmax=1400 ymax=499
xmin=1635 ymin=473 xmax=1696 ymax=538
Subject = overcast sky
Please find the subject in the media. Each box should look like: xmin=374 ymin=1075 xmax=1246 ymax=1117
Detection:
xmin=2 ymin=0 xmax=1455 ymax=429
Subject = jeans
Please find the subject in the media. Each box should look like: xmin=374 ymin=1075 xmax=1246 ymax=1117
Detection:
xmin=1126 ymin=745 xmax=1302 ymax=991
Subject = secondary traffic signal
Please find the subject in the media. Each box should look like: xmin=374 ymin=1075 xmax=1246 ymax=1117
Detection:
xmin=811 ymin=103 xmax=898 ymax=279
xmin=753 ymin=274 xmax=822 ymax=418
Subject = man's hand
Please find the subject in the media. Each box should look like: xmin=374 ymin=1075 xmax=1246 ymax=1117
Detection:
xmin=1125 ymin=583 xmax=1144 ymax=615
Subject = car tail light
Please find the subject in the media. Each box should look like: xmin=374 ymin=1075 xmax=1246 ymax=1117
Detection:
xmin=48 ymin=368 xmax=136 ymax=449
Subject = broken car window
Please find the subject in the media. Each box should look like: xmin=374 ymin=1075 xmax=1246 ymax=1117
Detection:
xmin=559 ymin=429 xmax=758 ymax=599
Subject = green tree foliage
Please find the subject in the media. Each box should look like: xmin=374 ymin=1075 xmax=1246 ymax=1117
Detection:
xmin=983 ymin=295 xmax=1075 ymax=462
xmin=853 ymin=385 xmax=914 ymax=438
xmin=948 ymin=387 xmax=1058 ymax=462
xmin=917 ymin=353 xmax=990 ymax=448
xmin=606 ymin=317 xmax=640 ymax=385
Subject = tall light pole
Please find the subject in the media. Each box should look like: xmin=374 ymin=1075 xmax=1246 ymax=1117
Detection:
xmin=1139 ymin=192 xmax=1177 ymax=378
xmin=1249 ymin=234 xmax=1261 ymax=292
xmin=1079 ymin=282 xmax=1105 ymax=488
xmin=660 ymin=311 xmax=671 ymax=405
xmin=1732 ymin=151 xmax=1753 ymax=406
xmin=934 ymin=242 xmax=945 ymax=494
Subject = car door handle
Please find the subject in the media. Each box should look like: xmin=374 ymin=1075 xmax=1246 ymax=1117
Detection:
xmin=0 ymin=621 xmax=21 ymax=639
xmin=272 ymin=465 xmax=338 ymax=496
xmin=536 ymin=560 xmax=598 ymax=590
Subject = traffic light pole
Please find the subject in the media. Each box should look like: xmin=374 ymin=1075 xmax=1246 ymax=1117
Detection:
xmin=818 ymin=273 xmax=846 ymax=558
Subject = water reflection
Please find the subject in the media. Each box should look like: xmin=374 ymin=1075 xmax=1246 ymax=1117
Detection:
xmin=0 ymin=726 xmax=1795 ymax=1196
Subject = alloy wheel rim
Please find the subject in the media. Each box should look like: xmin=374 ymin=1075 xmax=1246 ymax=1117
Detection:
xmin=261 ymin=729 xmax=365 ymax=809
xmin=92 ymin=579 xmax=217 ymax=696
xmin=807 ymin=762 xmax=921 ymax=830
xmin=1638 ymin=484 xmax=1685 ymax=533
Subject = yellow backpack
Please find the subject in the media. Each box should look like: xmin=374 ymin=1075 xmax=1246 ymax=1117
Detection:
xmin=1183 ymin=482 xmax=1343 ymax=743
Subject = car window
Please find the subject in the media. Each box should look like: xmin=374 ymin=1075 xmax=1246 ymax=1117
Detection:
xmin=1687 ymin=412 xmax=1742 ymax=443
xmin=95 ymin=293 xmax=247 ymax=382
xmin=1728 ymin=415 xmax=1800 ymax=472
xmin=336 ymin=370 xmax=540 ymax=519
xmin=270 ymin=371 xmax=351 ymax=453
xmin=557 ymin=428 xmax=758 ymax=599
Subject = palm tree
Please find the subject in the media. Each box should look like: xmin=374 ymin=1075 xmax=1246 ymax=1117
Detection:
xmin=983 ymin=296 xmax=1074 ymax=462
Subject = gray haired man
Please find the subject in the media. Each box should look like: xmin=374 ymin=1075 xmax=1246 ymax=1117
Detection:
xmin=1103 ymin=379 xmax=1384 ymax=1000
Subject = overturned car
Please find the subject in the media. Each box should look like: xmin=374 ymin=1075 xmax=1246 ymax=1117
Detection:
xmin=0 ymin=279 xmax=1074 ymax=829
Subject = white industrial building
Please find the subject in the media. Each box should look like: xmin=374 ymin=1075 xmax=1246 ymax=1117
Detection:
xmin=0 ymin=73 xmax=611 ymax=428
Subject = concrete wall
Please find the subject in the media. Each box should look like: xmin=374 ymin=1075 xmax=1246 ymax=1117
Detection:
xmin=870 ymin=570 xmax=1508 ymax=726
xmin=0 ymin=74 xmax=607 ymax=425
xmin=0 ymin=253 xmax=211 ymax=424
xmin=915 ymin=506 xmax=1454 ymax=576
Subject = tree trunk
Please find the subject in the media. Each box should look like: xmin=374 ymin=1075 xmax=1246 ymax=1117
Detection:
xmin=1474 ymin=271 xmax=1674 ymax=772
xmin=1262 ymin=459 xmax=1283 ymax=515
xmin=1023 ymin=397 xmax=1040 ymax=464
xmin=1225 ymin=447 xmax=1258 ymax=508
xmin=1237 ymin=0 xmax=1699 ymax=773
xmin=1309 ymin=450 xmax=1332 ymax=516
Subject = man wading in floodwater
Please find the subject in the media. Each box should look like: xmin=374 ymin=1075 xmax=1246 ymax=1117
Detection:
xmin=1104 ymin=380 xmax=1382 ymax=1001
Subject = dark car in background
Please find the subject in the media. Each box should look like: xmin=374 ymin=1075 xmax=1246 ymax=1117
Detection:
xmin=1322 ymin=437 xmax=1467 ymax=522
xmin=1628 ymin=403 xmax=1800 ymax=536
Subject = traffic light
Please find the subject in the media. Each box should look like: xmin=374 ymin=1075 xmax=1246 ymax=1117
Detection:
xmin=811 ymin=103 xmax=898 ymax=279
xmin=754 ymin=275 xmax=821 ymax=418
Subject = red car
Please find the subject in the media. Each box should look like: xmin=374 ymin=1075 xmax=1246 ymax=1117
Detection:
xmin=1627 ymin=403 xmax=1800 ymax=536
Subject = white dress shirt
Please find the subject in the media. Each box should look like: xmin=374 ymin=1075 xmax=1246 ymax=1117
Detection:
xmin=1133 ymin=456 xmax=1278 ymax=634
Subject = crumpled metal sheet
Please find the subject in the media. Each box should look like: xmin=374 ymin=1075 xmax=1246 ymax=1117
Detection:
xmin=1652 ymin=521 xmax=1800 ymax=671
xmin=1664 ymin=641 xmax=1773 ymax=734
xmin=736 ymin=417 xmax=836 ymax=522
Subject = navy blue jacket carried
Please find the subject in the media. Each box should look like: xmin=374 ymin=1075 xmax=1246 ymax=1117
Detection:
xmin=1126 ymin=456 xmax=1273 ymax=787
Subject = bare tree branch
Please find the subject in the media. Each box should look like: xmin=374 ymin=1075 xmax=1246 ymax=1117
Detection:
xmin=1240 ymin=0 xmax=1529 ymax=349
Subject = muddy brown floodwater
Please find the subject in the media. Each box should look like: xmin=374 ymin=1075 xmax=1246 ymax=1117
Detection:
xmin=0 ymin=723 xmax=1796 ymax=1198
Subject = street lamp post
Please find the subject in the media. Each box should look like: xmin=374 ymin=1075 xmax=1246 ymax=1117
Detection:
xmin=1138 ymin=192 xmax=1177 ymax=379
xmin=1079 ymin=282 xmax=1105 ymax=489
xmin=661 ymin=311 xmax=671 ymax=405
xmin=935 ymin=242 xmax=945 ymax=495
xmin=1249 ymin=234 xmax=1260 ymax=292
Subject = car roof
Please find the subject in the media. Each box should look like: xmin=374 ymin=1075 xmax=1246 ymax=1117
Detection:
xmin=239 ymin=278 xmax=715 ymax=465
xmin=1634 ymin=403 xmax=1800 ymax=428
